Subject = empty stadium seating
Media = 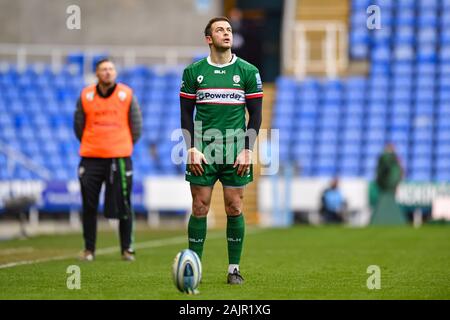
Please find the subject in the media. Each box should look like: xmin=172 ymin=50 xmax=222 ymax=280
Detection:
xmin=272 ymin=0 xmax=448 ymax=181
xmin=0 ymin=63 xmax=185 ymax=180
xmin=1 ymin=0 xmax=447 ymax=183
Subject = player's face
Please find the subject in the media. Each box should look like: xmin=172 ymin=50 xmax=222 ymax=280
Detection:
xmin=96 ymin=61 xmax=117 ymax=86
xmin=207 ymin=21 xmax=233 ymax=50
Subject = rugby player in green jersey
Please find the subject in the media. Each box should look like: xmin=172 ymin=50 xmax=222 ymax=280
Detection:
xmin=180 ymin=16 xmax=263 ymax=285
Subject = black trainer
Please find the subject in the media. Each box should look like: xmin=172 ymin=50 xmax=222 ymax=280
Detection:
xmin=227 ymin=268 xmax=244 ymax=285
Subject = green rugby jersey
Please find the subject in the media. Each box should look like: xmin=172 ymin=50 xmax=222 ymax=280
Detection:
xmin=180 ymin=54 xmax=263 ymax=143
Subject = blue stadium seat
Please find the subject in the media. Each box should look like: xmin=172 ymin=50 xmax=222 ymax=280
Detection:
xmin=434 ymin=171 xmax=450 ymax=182
xmin=368 ymin=88 xmax=389 ymax=103
xmin=366 ymin=128 xmax=385 ymax=142
xmin=321 ymin=105 xmax=341 ymax=119
xmin=342 ymin=115 xmax=363 ymax=130
xmin=437 ymin=102 xmax=450 ymax=116
xmin=323 ymin=90 xmax=342 ymax=104
xmin=367 ymin=102 xmax=387 ymax=116
xmin=397 ymin=0 xmax=415 ymax=9
xmin=417 ymin=45 xmax=438 ymax=63
xmin=298 ymin=102 xmax=319 ymax=115
xmin=339 ymin=156 xmax=360 ymax=176
xmin=394 ymin=27 xmax=415 ymax=44
xmin=408 ymin=169 xmax=432 ymax=182
xmin=439 ymin=88 xmax=450 ymax=101
xmin=415 ymin=89 xmax=435 ymax=102
xmin=352 ymin=0 xmax=371 ymax=10
xmin=371 ymin=46 xmax=391 ymax=63
xmin=275 ymin=102 xmax=295 ymax=116
xmin=394 ymin=45 xmax=415 ymax=61
xmin=340 ymin=142 xmax=361 ymax=156
xmin=412 ymin=128 xmax=433 ymax=143
xmin=362 ymin=153 xmax=378 ymax=170
xmin=277 ymin=144 xmax=290 ymax=164
xmin=293 ymin=130 xmax=315 ymax=144
xmin=410 ymin=154 xmax=432 ymax=168
xmin=372 ymin=27 xmax=392 ymax=45
xmin=396 ymin=9 xmax=416 ymax=27
xmin=391 ymin=90 xmax=412 ymax=104
xmin=351 ymin=44 xmax=369 ymax=59
xmin=371 ymin=62 xmax=390 ymax=75
xmin=411 ymin=143 xmax=433 ymax=157
xmin=388 ymin=128 xmax=409 ymax=144
xmin=415 ymin=102 xmax=435 ymax=115
xmin=389 ymin=116 xmax=410 ymax=130
xmin=418 ymin=0 xmax=439 ymax=10
xmin=418 ymin=10 xmax=438 ymax=28
xmin=440 ymin=44 xmax=450 ymax=60
xmin=296 ymin=113 xmax=317 ymax=127
xmin=272 ymin=114 xmax=294 ymax=130
xmin=314 ymin=156 xmax=337 ymax=177
xmin=441 ymin=11 xmax=450 ymax=28
xmin=417 ymin=62 xmax=436 ymax=76
xmin=278 ymin=129 xmax=292 ymax=147
xmin=392 ymin=62 xmax=413 ymax=76
xmin=366 ymin=116 xmax=386 ymax=130
xmin=435 ymin=156 xmax=450 ymax=171
xmin=370 ymin=74 xmax=390 ymax=89
xmin=416 ymin=75 xmax=436 ymax=89
xmin=436 ymin=130 xmax=450 ymax=143
xmin=293 ymin=143 xmax=314 ymax=160
xmin=417 ymin=28 xmax=438 ymax=45
xmin=346 ymin=102 xmax=365 ymax=116
xmin=276 ymin=76 xmax=297 ymax=90
xmin=439 ymin=75 xmax=450 ymax=89
xmin=392 ymin=75 xmax=413 ymax=90
xmin=317 ymin=130 xmax=339 ymax=145
xmin=275 ymin=91 xmax=296 ymax=103
xmin=299 ymin=90 xmax=320 ymax=103
xmin=344 ymin=76 xmax=366 ymax=90
xmin=351 ymin=11 xmax=367 ymax=28
xmin=322 ymin=79 xmax=342 ymax=91
xmin=314 ymin=132 xmax=336 ymax=152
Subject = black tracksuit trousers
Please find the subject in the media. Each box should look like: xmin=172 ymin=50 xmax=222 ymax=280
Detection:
xmin=78 ymin=157 xmax=133 ymax=253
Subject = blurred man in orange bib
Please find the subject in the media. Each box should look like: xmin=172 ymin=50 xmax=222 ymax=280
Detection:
xmin=74 ymin=58 xmax=142 ymax=262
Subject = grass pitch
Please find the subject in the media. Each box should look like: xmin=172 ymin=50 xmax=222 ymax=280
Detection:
xmin=0 ymin=225 xmax=449 ymax=299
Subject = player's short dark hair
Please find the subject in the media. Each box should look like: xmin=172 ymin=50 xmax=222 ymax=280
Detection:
xmin=95 ymin=57 xmax=113 ymax=70
xmin=204 ymin=16 xmax=231 ymax=37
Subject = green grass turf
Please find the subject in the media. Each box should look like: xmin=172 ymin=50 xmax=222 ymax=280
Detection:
xmin=0 ymin=226 xmax=449 ymax=299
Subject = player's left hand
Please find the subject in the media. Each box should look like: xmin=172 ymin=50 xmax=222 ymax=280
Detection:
xmin=233 ymin=149 xmax=252 ymax=177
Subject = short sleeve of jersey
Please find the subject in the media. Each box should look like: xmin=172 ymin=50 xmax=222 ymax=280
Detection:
xmin=244 ymin=66 xmax=263 ymax=100
xmin=180 ymin=67 xmax=197 ymax=100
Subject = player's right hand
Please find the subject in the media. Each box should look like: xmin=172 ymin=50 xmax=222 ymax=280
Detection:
xmin=187 ymin=147 xmax=208 ymax=176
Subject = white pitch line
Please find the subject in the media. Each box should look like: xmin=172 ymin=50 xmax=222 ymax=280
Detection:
xmin=0 ymin=229 xmax=262 ymax=270
xmin=0 ymin=247 xmax=35 ymax=255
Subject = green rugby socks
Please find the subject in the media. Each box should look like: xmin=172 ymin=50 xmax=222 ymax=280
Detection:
xmin=188 ymin=215 xmax=207 ymax=259
xmin=227 ymin=213 xmax=245 ymax=266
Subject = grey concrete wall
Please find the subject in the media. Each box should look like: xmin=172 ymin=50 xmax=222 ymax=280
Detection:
xmin=0 ymin=0 xmax=221 ymax=46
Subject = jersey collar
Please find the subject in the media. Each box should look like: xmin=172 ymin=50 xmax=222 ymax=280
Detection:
xmin=206 ymin=54 xmax=237 ymax=68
